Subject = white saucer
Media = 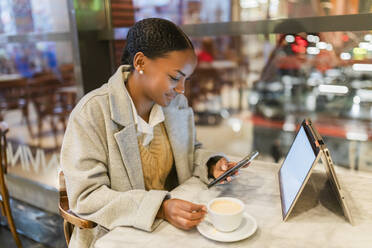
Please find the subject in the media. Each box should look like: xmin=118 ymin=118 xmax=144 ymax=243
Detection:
xmin=197 ymin=212 xmax=257 ymax=243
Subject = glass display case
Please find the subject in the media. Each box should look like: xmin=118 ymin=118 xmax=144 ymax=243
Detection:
xmin=177 ymin=2 xmax=372 ymax=172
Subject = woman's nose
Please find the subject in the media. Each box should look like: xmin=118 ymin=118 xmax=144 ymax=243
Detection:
xmin=174 ymin=80 xmax=185 ymax=94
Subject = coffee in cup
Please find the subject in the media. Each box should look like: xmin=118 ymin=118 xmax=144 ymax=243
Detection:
xmin=206 ymin=197 xmax=245 ymax=232
xmin=210 ymin=200 xmax=242 ymax=214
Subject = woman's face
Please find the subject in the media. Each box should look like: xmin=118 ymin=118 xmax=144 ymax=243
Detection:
xmin=139 ymin=49 xmax=197 ymax=107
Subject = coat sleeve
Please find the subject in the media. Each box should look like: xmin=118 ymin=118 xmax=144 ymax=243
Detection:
xmin=60 ymin=113 xmax=168 ymax=232
xmin=192 ymin=141 xmax=228 ymax=185
xmin=190 ymin=115 xmax=228 ymax=184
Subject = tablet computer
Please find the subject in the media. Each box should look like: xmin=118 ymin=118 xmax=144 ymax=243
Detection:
xmin=278 ymin=119 xmax=352 ymax=224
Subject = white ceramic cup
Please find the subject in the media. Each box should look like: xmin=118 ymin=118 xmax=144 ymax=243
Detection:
xmin=206 ymin=197 xmax=245 ymax=232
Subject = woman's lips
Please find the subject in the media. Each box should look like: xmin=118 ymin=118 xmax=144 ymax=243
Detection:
xmin=165 ymin=93 xmax=175 ymax=101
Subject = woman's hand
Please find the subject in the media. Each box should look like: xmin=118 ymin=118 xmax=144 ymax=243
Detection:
xmin=157 ymin=199 xmax=206 ymax=230
xmin=210 ymin=157 xmax=250 ymax=184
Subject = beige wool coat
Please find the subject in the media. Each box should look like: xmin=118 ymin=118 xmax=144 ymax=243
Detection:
xmin=60 ymin=65 xmax=226 ymax=248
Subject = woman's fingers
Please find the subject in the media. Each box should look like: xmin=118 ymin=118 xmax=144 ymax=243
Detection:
xmin=218 ymin=174 xmax=239 ymax=184
xmin=201 ymin=205 xmax=207 ymax=212
xmin=163 ymin=199 xmax=209 ymax=230
xmin=219 ymin=177 xmax=231 ymax=184
xmin=217 ymin=158 xmax=228 ymax=169
xmin=217 ymin=161 xmax=235 ymax=173
xmin=224 ymin=162 xmax=235 ymax=170
xmin=215 ymin=159 xmax=247 ymax=184
xmin=242 ymin=162 xmax=251 ymax=168
xmin=179 ymin=201 xmax=206 ymax=213
xmin=178 ymin=209 xmax=205 ymax=221
xmin=176 ymin=216 xmax=203 ymax=230
xmin=222 ymin=162 xmax=238 ymax=183
xmin=174 ymin=201 xmax=206 ymax=229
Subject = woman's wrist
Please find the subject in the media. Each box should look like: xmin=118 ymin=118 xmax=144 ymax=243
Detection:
xmin=157 ymin=195 xmax=171 ymax=219
xmin=156 ymin=201 xmax=166 ymax=219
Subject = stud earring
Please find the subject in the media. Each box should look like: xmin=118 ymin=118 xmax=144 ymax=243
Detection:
xmin=139 ymin=70 xmax=144 ymax=75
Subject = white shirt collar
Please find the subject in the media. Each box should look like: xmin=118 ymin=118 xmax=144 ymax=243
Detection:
xmin=127 ymin=92 xmax=165 ymax=146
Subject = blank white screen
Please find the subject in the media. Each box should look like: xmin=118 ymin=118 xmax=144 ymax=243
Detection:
xmin=279 ymin=126 xmax=317 ymax=216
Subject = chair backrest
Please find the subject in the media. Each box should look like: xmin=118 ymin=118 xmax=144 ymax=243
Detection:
xmin=186 ymin=66 xmax=225 ymax=108
xmin=59 ymin=64 xmax=75 ymax=86
xmin=28 ymin=73 xmax=62 ymax=113
xmin=0 ymin=78 xmax=29 ymax=111
xmin=58 ymin=170 xmax=97 ymax=229
xmin=0 ymin=122 xmax=9 ymax=175
xmin=0 ymin=122 xmax=9 ymax=216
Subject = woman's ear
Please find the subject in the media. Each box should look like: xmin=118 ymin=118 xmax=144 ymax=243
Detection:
xmin=133 ymin=52 xmax=146 ymax=73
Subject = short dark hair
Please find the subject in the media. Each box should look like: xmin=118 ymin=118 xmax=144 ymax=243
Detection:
xmin=121 ymin=18 xmax=194 ymax=69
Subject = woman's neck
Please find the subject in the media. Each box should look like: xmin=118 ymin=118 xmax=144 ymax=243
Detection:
xmin=126 ymin=72 xmax=154 ymax=123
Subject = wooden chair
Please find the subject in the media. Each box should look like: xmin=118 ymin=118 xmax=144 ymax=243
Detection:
xmin=59 ymin=63 xmax=76 ymax=86
xmin=186 ymin=66 xmax=228 ymax=109
xmin=28 ymin=73 xmax=76 ymax=148
xmin=0 ymin=122 xmax=22 ymax=248
xmin=0 ymin=78 xmax=33 ymax=138
xmin=59 ymin=170 xmax=96 ymax=245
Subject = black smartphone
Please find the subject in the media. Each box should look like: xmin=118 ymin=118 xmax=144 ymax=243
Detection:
xmin=207 ymin=151 xmax=259 ymax=188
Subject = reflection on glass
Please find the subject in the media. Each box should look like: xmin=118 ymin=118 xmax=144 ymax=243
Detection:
xmin=240 ymin=0 xmax=372 ymax=21
xmin=0 ymin=40 xmax=77 ymax=189
xmin=132 ymin=0 xmax=231 ymax=25
xmin=0 ymin=0 xmax=70 ymax=35
xmin=0 ymin=41 xmax=73 ymax=77
xmin=131 ymin=0 xmax=372 ymax=24
xmin=186 ymin=29 xmax=371 ymax=170
xmin=0 ymin=1 xmax=78 ymax=198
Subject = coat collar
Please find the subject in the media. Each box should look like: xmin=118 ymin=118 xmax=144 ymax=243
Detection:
xmin=108 ymin=65 xmax=145 ymax=189
xmin=108 ymin=65 xmax=135 ymax=127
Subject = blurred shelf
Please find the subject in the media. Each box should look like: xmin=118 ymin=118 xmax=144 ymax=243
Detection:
xmin=0 ymin=32 xmax=73 ymax=44
xmin=248 ymin=114 xmax=372 ymax=142
xmin=181 ymin=13 xmax=372 ymax=36
xmin=97 ymin=13 xmax=372 ymax=41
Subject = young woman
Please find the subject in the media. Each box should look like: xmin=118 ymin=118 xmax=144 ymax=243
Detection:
xmin=61 ymin=18 xmax=239 ymax=248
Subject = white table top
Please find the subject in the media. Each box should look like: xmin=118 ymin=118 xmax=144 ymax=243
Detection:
xmin=95 ymin=160 xmax=372 ymax=248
